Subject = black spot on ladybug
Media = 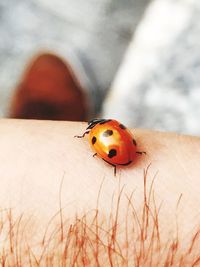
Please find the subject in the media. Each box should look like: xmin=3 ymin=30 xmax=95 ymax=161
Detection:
xmin=103 ymin=129 xmax=113 ymax=137
xmin=119 ymin=124 xmax=126 ymax=129
xmin=108 ymin=149 xmax=117 ymax=158
xmin=132 ymin=139 xmax=137 ymax=146
xmin=92 ymin=136 xmax=97 ymax=145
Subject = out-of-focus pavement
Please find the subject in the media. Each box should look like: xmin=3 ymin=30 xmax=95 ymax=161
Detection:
xmin=0 ymin=0 xmax=200 ymax=135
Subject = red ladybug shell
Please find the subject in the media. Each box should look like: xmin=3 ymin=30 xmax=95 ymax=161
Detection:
xmin=88 ymin=119 xmax=137 ymax=166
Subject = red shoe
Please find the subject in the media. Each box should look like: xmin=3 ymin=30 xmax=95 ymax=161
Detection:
xmin=9 ymin=53 xmax=88 ymax=121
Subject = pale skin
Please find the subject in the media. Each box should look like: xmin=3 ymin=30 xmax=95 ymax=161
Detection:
xmin=0 ymin=118 xmax=200 ymax=262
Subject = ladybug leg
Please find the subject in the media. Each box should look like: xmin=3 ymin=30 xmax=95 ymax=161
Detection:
xmin=114 ymin=165 xmax=117 ymax=176
xmin=94 ymin=154 xmax=117 ymax=175
xmin=136 ymin=151 xmax=146 ymax=155
xmin=102 ymin=158 xmax=117 ymax=176
xmin=74 ymin=131 xmax=89 ymax=138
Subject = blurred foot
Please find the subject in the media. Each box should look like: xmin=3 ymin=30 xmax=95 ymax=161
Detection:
xmin=9 ymin=53 xmax=88 ymax=121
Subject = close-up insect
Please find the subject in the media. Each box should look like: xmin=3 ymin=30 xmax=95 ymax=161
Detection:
xmin=75 ymin=119 xmax=146 ymax=175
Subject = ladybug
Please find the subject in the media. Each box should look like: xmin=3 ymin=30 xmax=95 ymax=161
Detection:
xmin=75 ymin=119 xmax=145 ymax=175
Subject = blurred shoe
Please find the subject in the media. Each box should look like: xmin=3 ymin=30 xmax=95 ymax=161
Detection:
xmin=9 ymin=53 xmax=88 ymax=121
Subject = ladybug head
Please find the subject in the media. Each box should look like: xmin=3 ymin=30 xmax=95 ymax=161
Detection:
xmin=87 ymin=118 xmax=110 ymax=130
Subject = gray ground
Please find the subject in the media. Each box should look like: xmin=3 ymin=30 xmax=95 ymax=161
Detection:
xmin=103 ymin=0 xmax=200 ymax=135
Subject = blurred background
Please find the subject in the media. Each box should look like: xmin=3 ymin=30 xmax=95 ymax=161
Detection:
xmin=0 ymin=0 xmax=199 ymax=135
